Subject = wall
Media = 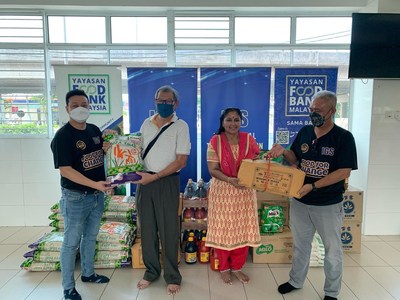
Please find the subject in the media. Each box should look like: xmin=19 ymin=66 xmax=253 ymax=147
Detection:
xmin=364 ymin=80 xmax=400 ymax=234
xmin=0 ymin=138 xmax=60 ymax=226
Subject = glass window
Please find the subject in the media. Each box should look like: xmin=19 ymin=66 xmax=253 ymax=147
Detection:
xmin=111 ymin=17 xmax=167 ymax=43
xmin=110 ymin=49 xmax=168 ymax=66
xmin=176 ymin=49 xmax=231 ymax=66
xmin=236 ymin=49 xmax=291 ymax=66
xmin=235 ymin=17 xmax=290 ymax=44
xmin=175 ymin=17 xmax=230 ymax=44
xmin=0 ymin=15 xmax=43 ymax=43
xmin=0 ymin=49 xmax=46 ymax=135
xmin=48 ymin=16 xmax=106 ymax=43
xmin=296 ymin=17 xmax=352 ymax=44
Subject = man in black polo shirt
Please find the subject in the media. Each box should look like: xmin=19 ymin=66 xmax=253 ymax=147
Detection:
xmin=268 ymin=90 xmax=358 ymax=300
xmin=51 ymin=89 xmax=113 ymax=300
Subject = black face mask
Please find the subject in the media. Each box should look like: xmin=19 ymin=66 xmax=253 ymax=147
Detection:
xmin=309 ymin=109 xmax=331 ymax=127
xmin=309 ymin=112 xmax=325 ymax=127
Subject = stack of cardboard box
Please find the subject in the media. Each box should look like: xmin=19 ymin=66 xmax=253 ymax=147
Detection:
xmin=341 ymin=186 xmax=363 ymax=254
xmin=250 ymin=188 xmax=364 ymax=264
xmin=252 ymin=191 xmax=293 ymax=264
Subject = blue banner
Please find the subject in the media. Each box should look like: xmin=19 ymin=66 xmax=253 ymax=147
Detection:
xmin=127 ymin=68 xmax=198 ymax=192
xmin=274 ymin=68 xmax=338 ymax=146
xmin=200 ymin=67 xmax=271 ymax=181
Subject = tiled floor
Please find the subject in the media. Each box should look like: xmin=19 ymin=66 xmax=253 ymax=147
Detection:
xmin=1 ymin=227 xmax=400 ymax=300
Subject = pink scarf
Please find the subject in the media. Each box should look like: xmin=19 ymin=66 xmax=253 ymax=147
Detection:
xmin=210 ymin=132 xmax=260 ymax=177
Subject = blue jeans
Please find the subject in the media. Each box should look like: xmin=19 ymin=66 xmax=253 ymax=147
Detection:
xmin=60 ymin=188 xmax=105 ymax=290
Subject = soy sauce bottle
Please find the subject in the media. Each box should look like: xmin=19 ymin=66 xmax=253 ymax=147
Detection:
xmin=184 ymin=236 xmax=198 ymax=264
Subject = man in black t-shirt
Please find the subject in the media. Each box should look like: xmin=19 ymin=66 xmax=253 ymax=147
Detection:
xmin=268 ymin=90 xmax=358 ymax=300
xmin=51 ymin=89 xmax=113 ymax=300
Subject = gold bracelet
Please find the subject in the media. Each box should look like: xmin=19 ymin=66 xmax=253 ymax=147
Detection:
xmin=227 ymin=177 xmax=231 ymax=184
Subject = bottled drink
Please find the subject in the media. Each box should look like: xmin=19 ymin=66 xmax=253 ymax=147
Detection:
xmin=198 ymin=237 xmax=210 ymax=263
xmin=210 ymin=248 xmax=219 ymax=271
xmin=182 ymin=207 xmax=194 ymax=222
xmin=194 ymin=207 xmax=206 ymax=223
xmin=183 ymin=178 xmax=196 ymax=199
xmin=184 ymin=236 xmax=198 ymax=264
xmin=181 ymin=229 xmax=192 ymax=252
xmin=195 ymin=178 xmax=207 ymax=199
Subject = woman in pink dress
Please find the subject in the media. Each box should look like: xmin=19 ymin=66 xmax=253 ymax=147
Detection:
xmin=206 ymin=108 xmax=261 ymax=285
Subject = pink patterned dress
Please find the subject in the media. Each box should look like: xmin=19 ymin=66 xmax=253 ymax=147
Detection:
xmin=206 ymin=142 xmax=261 ymax=251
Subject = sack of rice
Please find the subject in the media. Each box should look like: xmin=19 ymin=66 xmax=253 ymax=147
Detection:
xmin=28 ymin=232 xmax=64 ymax=251
xmin=104 ymin=132 xmax=143 ymax=178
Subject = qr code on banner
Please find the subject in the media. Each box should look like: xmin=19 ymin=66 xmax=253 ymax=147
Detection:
xmin=276 ymin=131 xmax=289 ymax=144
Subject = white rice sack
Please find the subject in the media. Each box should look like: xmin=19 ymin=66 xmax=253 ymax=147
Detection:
xmin=29 ymin=232 xmax=64 ymax=251
xmin=104 ymin=195 xmax=136 ymax=212
xmin=24 ymin=250 xmax=61 ymax=262
xmin=96 ymin=221 xmax=134 ymax=244
xmin=94 ymin=259 xmax=131 ymax=269
xmin=96 ymin=240 xmax=132 ymax=251
xmin=102 ymin=211 xmax=137 ymax=224
xmin=48 ymin=212 xmax=64 ymax=221
xmin=104 ymin=132 xmax=143 ymax=176
xmin=95 ymin=250 xmax=130 ymax=261
xmin=50 ymin=203 xmax=60 ymax=213
xmin=21 ymin=258 xmax=61 ymax=271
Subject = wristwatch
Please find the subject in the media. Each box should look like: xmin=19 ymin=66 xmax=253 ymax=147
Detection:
xmin=311 ymin=182 xmax=318 ymax=192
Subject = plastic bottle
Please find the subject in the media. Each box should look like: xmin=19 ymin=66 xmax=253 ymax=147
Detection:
xmin=195 ymin=178 xmax=208 ymax=199
xmin=198 ymin=237 xmax=210 ymax=263
xmin=182 ymin=207 xmax=194 ymax=222
xmin=184 ymin=236 xmax=198 ymax=264
xmin=183 ymin=178 xmax=196 ymax=199
xmin=194 ymin=207 xmax=206 ymax=223
xmin=181 ymin=229 xmax=192 ymax=252
xmin=210 ymin=248 xmax=219 ymax=271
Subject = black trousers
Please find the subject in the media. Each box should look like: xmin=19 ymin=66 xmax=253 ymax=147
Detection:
xmin=136 ymin=175 xmax=181 ymax=285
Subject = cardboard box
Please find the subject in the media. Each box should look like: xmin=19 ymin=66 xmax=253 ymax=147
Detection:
xmin=252 ymin=227 xmax=293 ymax=264
xmin=131 ymin=239 xmax=180 ymax=269
xmin=343 ymin=187 xmax=364 ymax=222
xmin=238 ymin=159 xmax=305 ymax=198
xmin=341 ymin=221 xmax=361 ymax=254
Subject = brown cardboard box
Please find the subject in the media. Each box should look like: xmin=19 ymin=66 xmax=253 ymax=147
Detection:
xmin=238 ymin=159 xmax=305 ymax=198
xmin=251 ymin=227 xmax=293 ymax=264
xmin=343 ymin=187 xmax=364 ymax=222
xmin=131 ymin=239 xmax=180 ymax=269
xmin=341 ymin=221 xmax=361 ymax=254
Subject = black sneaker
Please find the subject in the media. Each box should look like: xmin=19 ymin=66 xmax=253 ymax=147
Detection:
xmin=81 ymin=273 xmax=110 ymax=283
xmin=64 ymin=287 xmax=81 ymax=300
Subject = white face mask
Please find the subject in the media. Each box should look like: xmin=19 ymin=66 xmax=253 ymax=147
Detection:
xmin=70 ymin=107 xmax=90 ymax=123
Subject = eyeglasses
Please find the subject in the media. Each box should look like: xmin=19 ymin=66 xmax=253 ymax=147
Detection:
xmin=155 ymin=98 xmax=176 ymax=105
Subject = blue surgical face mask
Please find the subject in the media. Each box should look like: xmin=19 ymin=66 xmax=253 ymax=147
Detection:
xmin=157 ymin=103 xmax=174 ymax=118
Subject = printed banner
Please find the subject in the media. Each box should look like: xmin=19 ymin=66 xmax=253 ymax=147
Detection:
xmin=200 ymin=68 xmax=272 ymax=181
xmin=54 ymin=65 xmax=123 ymax=132
xmin=127 ymin=68 xmax=198 ymax=192
xmin=274 ymin=68 xmax=338 ymax=145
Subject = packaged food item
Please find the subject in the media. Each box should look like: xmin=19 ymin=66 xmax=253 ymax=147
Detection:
xmin=260 ymin=205 xmax=284 ymax=233
xmin=104 ymin=132 xmax=143 ymax=181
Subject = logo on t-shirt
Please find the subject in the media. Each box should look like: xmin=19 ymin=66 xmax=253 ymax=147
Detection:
xmin=301 ymin=143 xmax=310 ymax=153
xmin=76 ymin=140 xmax=86 ymax=150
